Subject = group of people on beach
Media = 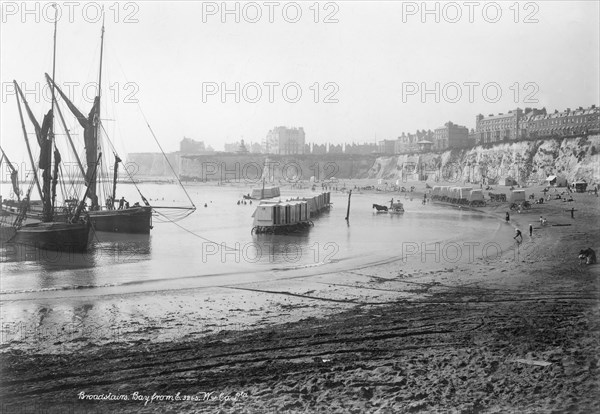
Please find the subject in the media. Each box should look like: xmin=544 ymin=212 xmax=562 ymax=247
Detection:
xmin=507 ymin=212 xmax=547 ymax=243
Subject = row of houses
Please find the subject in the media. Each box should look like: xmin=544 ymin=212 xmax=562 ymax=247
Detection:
xmin=183 ymin=105 xmax=598 ymax=156
xmin=381 ymin=122 xmax=470 ymax=154
xmin=473 ymin=105 xmax=599 ymax=146
xmin=379 ymin=104 xmax=599 ymax=155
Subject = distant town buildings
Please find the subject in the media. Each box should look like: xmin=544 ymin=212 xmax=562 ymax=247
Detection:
xmin=434 ymin=122 xmax=469 ymax=150
xmin=236 ymin=139 xmax=249 ymax=154
xmin=265 ymin=126 xmax=306 ymax=155
xmin=345 ymin=142 xmax=378 ymax=154
xmin=395 ymin=130 xmax=433 ymax=153
xmin=475 ymin=108 xmax=524 ymax=144
xmin=311 ymin=143 xmax=327 ymax=154
xmin=250 ymin=142 xmax=263 ymax=153
xmin=213 ymin=104 xmax=598 ymax=157
xmin=377 ymin=140 xmax=396 ymax=154
xmin=522 ymin=105 xmax=599 ymax=139
xmin=180 ymin=137 xmax=206 ymax=153
xmin=223 ymin=142 xmax=240 ymax=153
xmin=473 ymin=105 xmax=599 ymax=145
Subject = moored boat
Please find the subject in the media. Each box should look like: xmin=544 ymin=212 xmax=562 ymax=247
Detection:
xmin=88 ymin=206 xmax=152 ymax=234
xmin=6 ymin=221 xmax=90 ymax=253
xmin=45 ymin=19 xmax=195 ymax=234
xmin=2 ymin=10 xmax=93 ymax=253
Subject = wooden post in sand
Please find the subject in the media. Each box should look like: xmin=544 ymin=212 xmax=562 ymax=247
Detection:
xmin=345 ymin=190 xmax=352 ymax=221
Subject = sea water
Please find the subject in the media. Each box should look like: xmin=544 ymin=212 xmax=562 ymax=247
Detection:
xmin=1 ymin=183 xmax=510 ymax=299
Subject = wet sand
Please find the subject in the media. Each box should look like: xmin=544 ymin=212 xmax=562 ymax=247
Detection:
xmin=1 ymin=183 xmax=599 ymax=413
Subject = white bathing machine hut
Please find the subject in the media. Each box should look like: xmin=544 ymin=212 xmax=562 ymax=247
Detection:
xmin=251 ymin=200 xmax=311 ymax=234
xmin=509 ymin=190 xmax=526 ymax=203
xmin=468 ymin=189 xmax=486 ymax=206
xmin=458 ymin=187 xmax=473 ymax=204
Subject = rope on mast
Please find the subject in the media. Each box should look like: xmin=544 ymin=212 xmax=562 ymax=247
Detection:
xmin=108 ymin=50 xmax=196 ymax=210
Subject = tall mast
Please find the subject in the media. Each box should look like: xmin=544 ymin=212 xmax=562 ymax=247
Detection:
xmin=89 ymin=11 xmax=105 ymax=210
xmin=111 ymin=154 xmax=121 ymax=208
xmin=98 ymin=11 xmax=105 ymax=104
xmin=47 ymin=3 xmax=58 ymax=221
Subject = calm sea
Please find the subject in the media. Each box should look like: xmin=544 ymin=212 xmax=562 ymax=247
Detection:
xmin=1 ymin=183 xmax=510 ymax=299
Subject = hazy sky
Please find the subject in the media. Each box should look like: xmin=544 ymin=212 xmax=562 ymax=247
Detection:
xmin=1 ymin=0 xmax=599 ymax=161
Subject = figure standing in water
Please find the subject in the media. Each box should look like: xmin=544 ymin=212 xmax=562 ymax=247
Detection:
xmin=529 ymin=224 xmax=533 ymax=237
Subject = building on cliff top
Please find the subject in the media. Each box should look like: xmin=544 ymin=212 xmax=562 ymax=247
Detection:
xmin=180 ymin=137 xmax=208 ymax=153
xmin=522 ymin=105 xmax=599 ymax=139
xmin=265 ymin=126 xmax=306 ymax=155
xmin=434 ymin=122 xmax=469 ymax=150
xmin=475 ymin=108 xmax=524 ymax=144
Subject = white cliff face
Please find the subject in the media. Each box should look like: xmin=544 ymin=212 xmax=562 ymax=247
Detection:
xmin=366 ymin=136 xmax=600 ymax=185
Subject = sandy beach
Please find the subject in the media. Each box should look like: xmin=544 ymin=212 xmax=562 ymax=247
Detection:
xmin=1 ymin=182 xmax=599 ymax=413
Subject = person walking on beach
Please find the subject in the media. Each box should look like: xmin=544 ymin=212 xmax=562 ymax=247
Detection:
xmin=514 ymin=229 xmax=523 ymax=243
xmin=529 ymin=224 xmax=533 ymax=237
xmin=506 ymin=212 xmax=510 ymax=223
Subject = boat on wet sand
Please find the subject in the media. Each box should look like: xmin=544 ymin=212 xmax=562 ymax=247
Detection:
xmin=1 ymin=10 xmax=92 ymax=253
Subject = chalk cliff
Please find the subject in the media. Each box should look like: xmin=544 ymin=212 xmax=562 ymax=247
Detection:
xmin=127 ymin=136 xmax=599 ymax=185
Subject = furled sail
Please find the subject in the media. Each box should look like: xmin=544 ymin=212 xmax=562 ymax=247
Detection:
xmin=0 ymin=147 xmax=21 ymax=200
xmin=10 ymin=170 xmax=19 ymax=199
xmin=45 ymin=73 xmax=100 ymax=208
xmin=15 ymin=83 xmax=53 ymax=218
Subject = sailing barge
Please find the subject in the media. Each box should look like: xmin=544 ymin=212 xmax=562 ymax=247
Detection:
xmin=44 ymin=20 xmax=193 ymax=233
xmin=0 ymin=11 xmax=92 ymax=253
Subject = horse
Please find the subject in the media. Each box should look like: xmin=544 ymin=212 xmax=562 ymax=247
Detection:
xmin=372 ymin=204 xmax=388 ymax=212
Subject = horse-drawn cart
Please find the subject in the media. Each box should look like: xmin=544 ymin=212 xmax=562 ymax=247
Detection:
xmin=389 ymin=202 xmax=405 ymax=214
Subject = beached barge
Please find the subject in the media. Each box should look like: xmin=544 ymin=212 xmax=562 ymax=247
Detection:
xmin=251 ymin=192 xmax=331 ymax=234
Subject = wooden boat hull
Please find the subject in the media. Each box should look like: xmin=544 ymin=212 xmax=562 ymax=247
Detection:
xmin=87 ymin=207 xmax=153 ymax=234
xmin=2 ymin=221 xmax=90 ymax=252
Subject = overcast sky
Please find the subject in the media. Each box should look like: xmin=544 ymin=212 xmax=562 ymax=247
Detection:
xmin=1 ymin=0 xmax=599 ymax=162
